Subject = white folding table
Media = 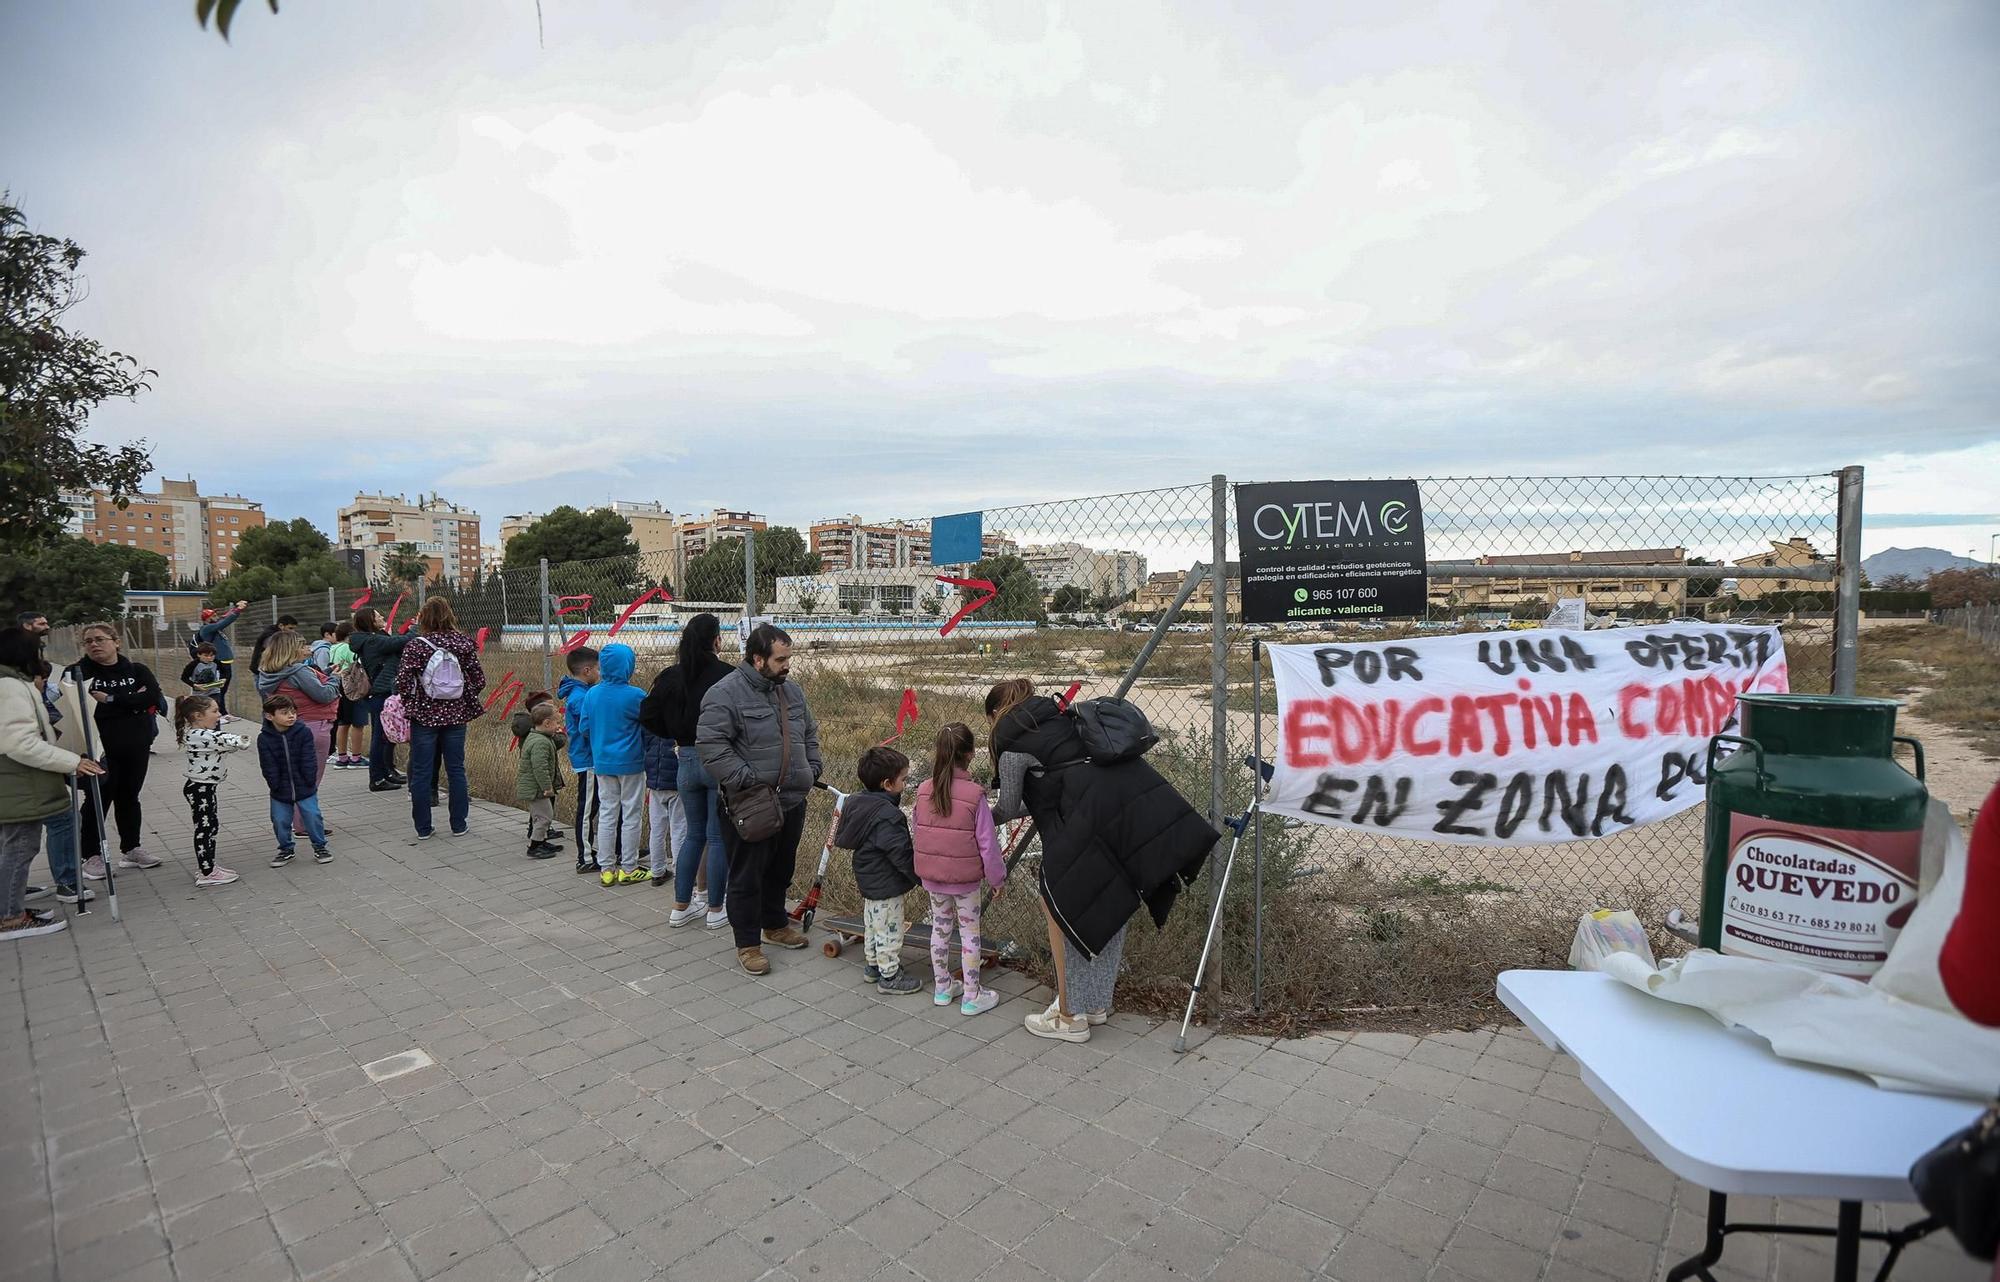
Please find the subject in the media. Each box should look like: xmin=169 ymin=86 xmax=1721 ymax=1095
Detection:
xmin=1497 ymin=969 xmax=1983 ymax=1282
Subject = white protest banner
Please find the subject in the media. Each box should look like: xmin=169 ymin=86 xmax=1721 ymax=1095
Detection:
xmin=1268 ymin=625 xmax=1789 ymax=845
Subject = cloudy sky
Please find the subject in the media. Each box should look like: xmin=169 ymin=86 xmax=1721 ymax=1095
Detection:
xmin=6 ymin=1 xmax=1996 ymax=561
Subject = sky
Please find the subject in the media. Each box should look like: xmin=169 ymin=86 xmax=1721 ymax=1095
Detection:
xmin=5 ymin=0 xmax=1997 ymax=564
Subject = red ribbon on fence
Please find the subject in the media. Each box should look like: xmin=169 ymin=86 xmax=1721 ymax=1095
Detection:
xmin=609 ymin=587 xmax=671 ymax=638
xmin=554 ymin=594 xmax=592 ymax=619
xmin=879 ymin=688 xmax=921 ymax=744
xmin=556 ymin=631 xmax=593 ymax=655
xmin=935 ymin=575 xmax=997 ymax=638
xmin=474 ymin=626 xmax=490 ymax=653
xmin=384 ymin=591 xmax=407 ymax=635
xmin=483 ymin=671 xmax=524 ymax=710
xmin=348 ymin=588 xmax=372 ymax=613
xmin=1058 ymin=681 xmax=1082 ymax=710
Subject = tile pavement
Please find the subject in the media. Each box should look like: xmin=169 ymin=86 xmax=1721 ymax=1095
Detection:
xmin=0 ymin=744 xmax=1983 ymax=1281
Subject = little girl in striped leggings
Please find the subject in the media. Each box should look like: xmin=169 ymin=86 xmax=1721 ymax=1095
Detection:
xmin=175 ymin=696 xmax=250 ymax=888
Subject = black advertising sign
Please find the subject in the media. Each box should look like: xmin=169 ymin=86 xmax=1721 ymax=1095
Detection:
xmin=1236 ymin=480 xmax=1426 ymax=623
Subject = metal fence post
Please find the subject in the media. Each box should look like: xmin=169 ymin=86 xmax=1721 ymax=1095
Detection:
xmin=744 ymin=528 xmax=759 ymax=617
xmin=326 ymin=587 xmax=336 ymax=623
xmin=1209 ymin=475 xmax=1228 ymax=828
xmin=539 ymin=558 xmax=553 ymax=693
xmin=269 ymin=594 xmax=278 ymax=623
xmin=417 ymin=578 xmax=428 ymax=611
xmin=1834 ymin=465 xmax=1864 ymax=695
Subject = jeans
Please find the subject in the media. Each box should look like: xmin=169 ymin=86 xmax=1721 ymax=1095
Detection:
xmin=2 ymin=822 xmax=39 ymax=918
xmin=296 ymin=719 xmax=333 ymax=830
xmin=42 ymin=806 xmax=77 ymax=892
xmin=408 ymin=722 xmax=468 ymax=836
xmin=675 ymin=747 xmax=728 ymax=910
xmin=722 ymin=801 xmax=806 ymax=950
xmin=216 ymin=659 xmax=235 ymax=717
xmin=366 ymin=695 xmax=399 ymax=784
xmin=270 ymin=794 xmax=327 ymax=851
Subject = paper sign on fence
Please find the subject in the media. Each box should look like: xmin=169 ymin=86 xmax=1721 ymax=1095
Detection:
xmin=1268 ymin=625 xmax=1789 ymax=846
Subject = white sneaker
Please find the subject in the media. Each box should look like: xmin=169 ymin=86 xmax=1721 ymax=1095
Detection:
xmin=934 ymin=980 xmax=964 ymax=1008
xmin=195 ymin=867 xmax=241 ymax=887
xmin=23 ymin=885 xmax=52 ymax=903
xmin=704 ymin=909 xmax=729 ymax=930
xmin=1085 ymin=1009 xmax=1111 ymax=1027
xmin=669 ymin=893 xmax=707 ymax=928
xmin=960 ymin=989 xmax=999 ymax=1017
xmin=1024 ymin=1003 xmax=1091 ymax=1043
xmin=115 ymin=849 xmax=162 ymax=870
xmin=80 ymin=856 xmax=108 ymax=882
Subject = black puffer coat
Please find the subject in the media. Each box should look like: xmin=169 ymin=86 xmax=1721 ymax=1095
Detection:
xmin=992 ymin=696 xmax=1217 ymax=957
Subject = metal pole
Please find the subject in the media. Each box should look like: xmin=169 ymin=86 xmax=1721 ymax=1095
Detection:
xmin=269 ymin=594 xmax=278 ymax=625
xmin=539 ymin=558 xmax=553 ymax=693
xmin=417 ymin=578 xmax=428 ymax=611
xmin=1208 ymin=475 xmax=1228 ymax=827
xmin=743 ymin=528 xmax=758 ymax=617
xmin=1833 ymin=465 xmax=1864 ymax=695
xmin=327 ymin=587 xmax=336 ymax=623
xmin=1251 ymin=639 xmax=1264 ymax=1013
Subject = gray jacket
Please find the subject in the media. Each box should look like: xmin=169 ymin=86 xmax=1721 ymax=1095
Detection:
xmin=696 ymin=662 xmax=822 ymax=810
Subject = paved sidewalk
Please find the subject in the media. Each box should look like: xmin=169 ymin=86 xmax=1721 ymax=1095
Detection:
xmin=1 ymin=747 xmax=1982 ymax=1282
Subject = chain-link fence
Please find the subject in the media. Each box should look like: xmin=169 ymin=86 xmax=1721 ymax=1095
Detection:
xmin=1942 ymin=604 xmax=2000 ymax=650
xmin=36 ymin=468 xmax=1863 ymax=1023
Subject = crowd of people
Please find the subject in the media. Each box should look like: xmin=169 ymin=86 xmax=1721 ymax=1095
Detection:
xmin=0 ymin=601 xmax=1220 ymax=1043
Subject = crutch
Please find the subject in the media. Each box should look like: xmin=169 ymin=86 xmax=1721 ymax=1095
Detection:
xmin=74 ymin=677 xmax=120 ymax=922
xmin=1172 ymin=756 xmax=1272 ymax=1054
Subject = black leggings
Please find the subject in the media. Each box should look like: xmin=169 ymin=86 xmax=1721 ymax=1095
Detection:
xmin=80 ymin=741 xmax=151 ymax=859
xmin=185 ymin=782 xmax=218 ymax=875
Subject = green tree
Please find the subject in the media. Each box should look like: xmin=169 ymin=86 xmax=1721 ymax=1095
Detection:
xmin=1 ymin=198 xmax=154 ymax=556
xmin=1686 ymin=557 xmax=1723 ymax=599
xmin=1928 ymin=566 xmax=2000 ymax=608
xmin=963 ymin=554 xmax=1045 ymax=623
xmin=1049 ymin=584 xmax=1088 ymax=614
xmin=683 ymin=527 xmax=821 ymax=605
xmin=381 ymin=542 xmax=432 ymax=588
xmin=99 ymin=544 xmax=171 ymax=590
xmin=502 ymin=506 xmax=639 ymax=570
xmin=195 ymin=0 xmax=278 ymax=40
xmin=0 ymin=537 xmax=131 ymax=624
xmin=921 ymin=595 xmax=941 ymax=619
xmin=234 ymin=516 xmax=332 ymax=572
xmin=795 ymin=587 xmax=821 ymax=615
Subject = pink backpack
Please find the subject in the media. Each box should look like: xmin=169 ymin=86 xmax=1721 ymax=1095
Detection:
xmin=378 ymin=694 xmax=412 ymax=744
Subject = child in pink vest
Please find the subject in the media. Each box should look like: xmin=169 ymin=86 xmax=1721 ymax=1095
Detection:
xmin=913 ymin=723 xmax=1006 ymax=1015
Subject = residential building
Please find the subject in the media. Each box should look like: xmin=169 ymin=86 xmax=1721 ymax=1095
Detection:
xmin=496 ymin=513 xmax=539 ymax=552
xmin=73 ymin=476 xmax=266 ymax=583
xmin=674 ymin=509 xmax=766 ymax=585
xmin=1729 ymin=538 xmax=1829 ymax=600
xmin=1132 ymin=563 xmax=1239 ymax=617
xmin=1427 ymin=547 xmax=1689 ymax=614
xmin=337 ymin=492 xmax=483 ymax=590
xmin=478 ymin=545 xmax=504 ymax=578
xmin=607 ymin=500 xmax=679 ymax=564
xmin=810 ymin=516 xmax=932 ymax=572
xmin=1018 ymin=542 xmax=1148 ymax=603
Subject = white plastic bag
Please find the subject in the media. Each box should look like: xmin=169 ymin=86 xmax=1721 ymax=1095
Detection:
xmin=1569 ymin=908 xmax=1658 ymax=973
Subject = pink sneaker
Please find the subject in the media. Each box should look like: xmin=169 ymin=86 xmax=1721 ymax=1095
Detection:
xmin=195 ymin=867 xmax=240 ymax=887
xmin=115 ymin=848 xmax=162 ymax=870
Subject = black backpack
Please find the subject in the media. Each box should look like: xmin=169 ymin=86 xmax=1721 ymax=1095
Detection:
xmin=1072 ymin=697 xmax=1159 ymax=764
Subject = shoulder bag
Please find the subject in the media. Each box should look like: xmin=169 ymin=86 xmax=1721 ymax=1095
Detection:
xmin=722 ymin=683 xmax=789 ymax=843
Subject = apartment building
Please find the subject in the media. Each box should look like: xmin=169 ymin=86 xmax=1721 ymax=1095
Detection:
xmin=608 ymin=500 xmax=678 ymax=562
xmin=810 ymin=516 xmax=932 ymax=572
xmin=1132 ymin=564 xmax=1238 ymax=617
xmin=1427 ymin=547 xmax=1689 ymax=613
xmin=674 ymin=509 xmax=766 ymax=584
xmin=337 ymin=492 xmax=483 ymax=589
xmin=72 ymin=477 xmax=266 ymax=582
xmin=1018 ymin=542 xmax=1148 ymax=602
xmin=1729 ymin=537 xmax=1829 ymax=600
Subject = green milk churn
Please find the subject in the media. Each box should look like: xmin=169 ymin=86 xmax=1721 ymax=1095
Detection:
xmin=1701 ymin=694 xmax=1928 ymax=979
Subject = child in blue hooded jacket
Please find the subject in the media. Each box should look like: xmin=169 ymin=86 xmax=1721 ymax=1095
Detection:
xmin=583 ymin=643 xmax=648 ymax=887
xmin=559 ymin=647 xmax=603 ymax=874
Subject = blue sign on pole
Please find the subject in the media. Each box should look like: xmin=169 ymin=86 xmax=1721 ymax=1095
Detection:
xmin=930 ymin=512 xmax=984 ymax=566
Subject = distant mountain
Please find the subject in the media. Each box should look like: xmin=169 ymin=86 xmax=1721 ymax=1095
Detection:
xmin=1862 ymin=547 xmax=1985 ymax=584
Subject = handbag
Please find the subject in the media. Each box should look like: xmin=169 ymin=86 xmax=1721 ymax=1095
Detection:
xmin=1910 ymin=1096 xmax=1999 ymax=1261
xmin=722 ymin=683 xmax=790 ymax=843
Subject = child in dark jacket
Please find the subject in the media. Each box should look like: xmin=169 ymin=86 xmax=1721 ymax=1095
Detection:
xmin=638 ymin=672 xmax=684 ymax=888
xmin=832 ymin=746 xmax=923 ymax=995
xmin=258 ymin=694 xmax=329 ymax=868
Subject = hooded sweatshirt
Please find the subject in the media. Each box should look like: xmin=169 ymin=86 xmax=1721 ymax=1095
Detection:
xmin=558 ymin=674 xmax=595 ymax=770
xmin=582 ymin=644 xmax=646 ymax=777
xmin=254 ymin=659 xmax=339 ymax=721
